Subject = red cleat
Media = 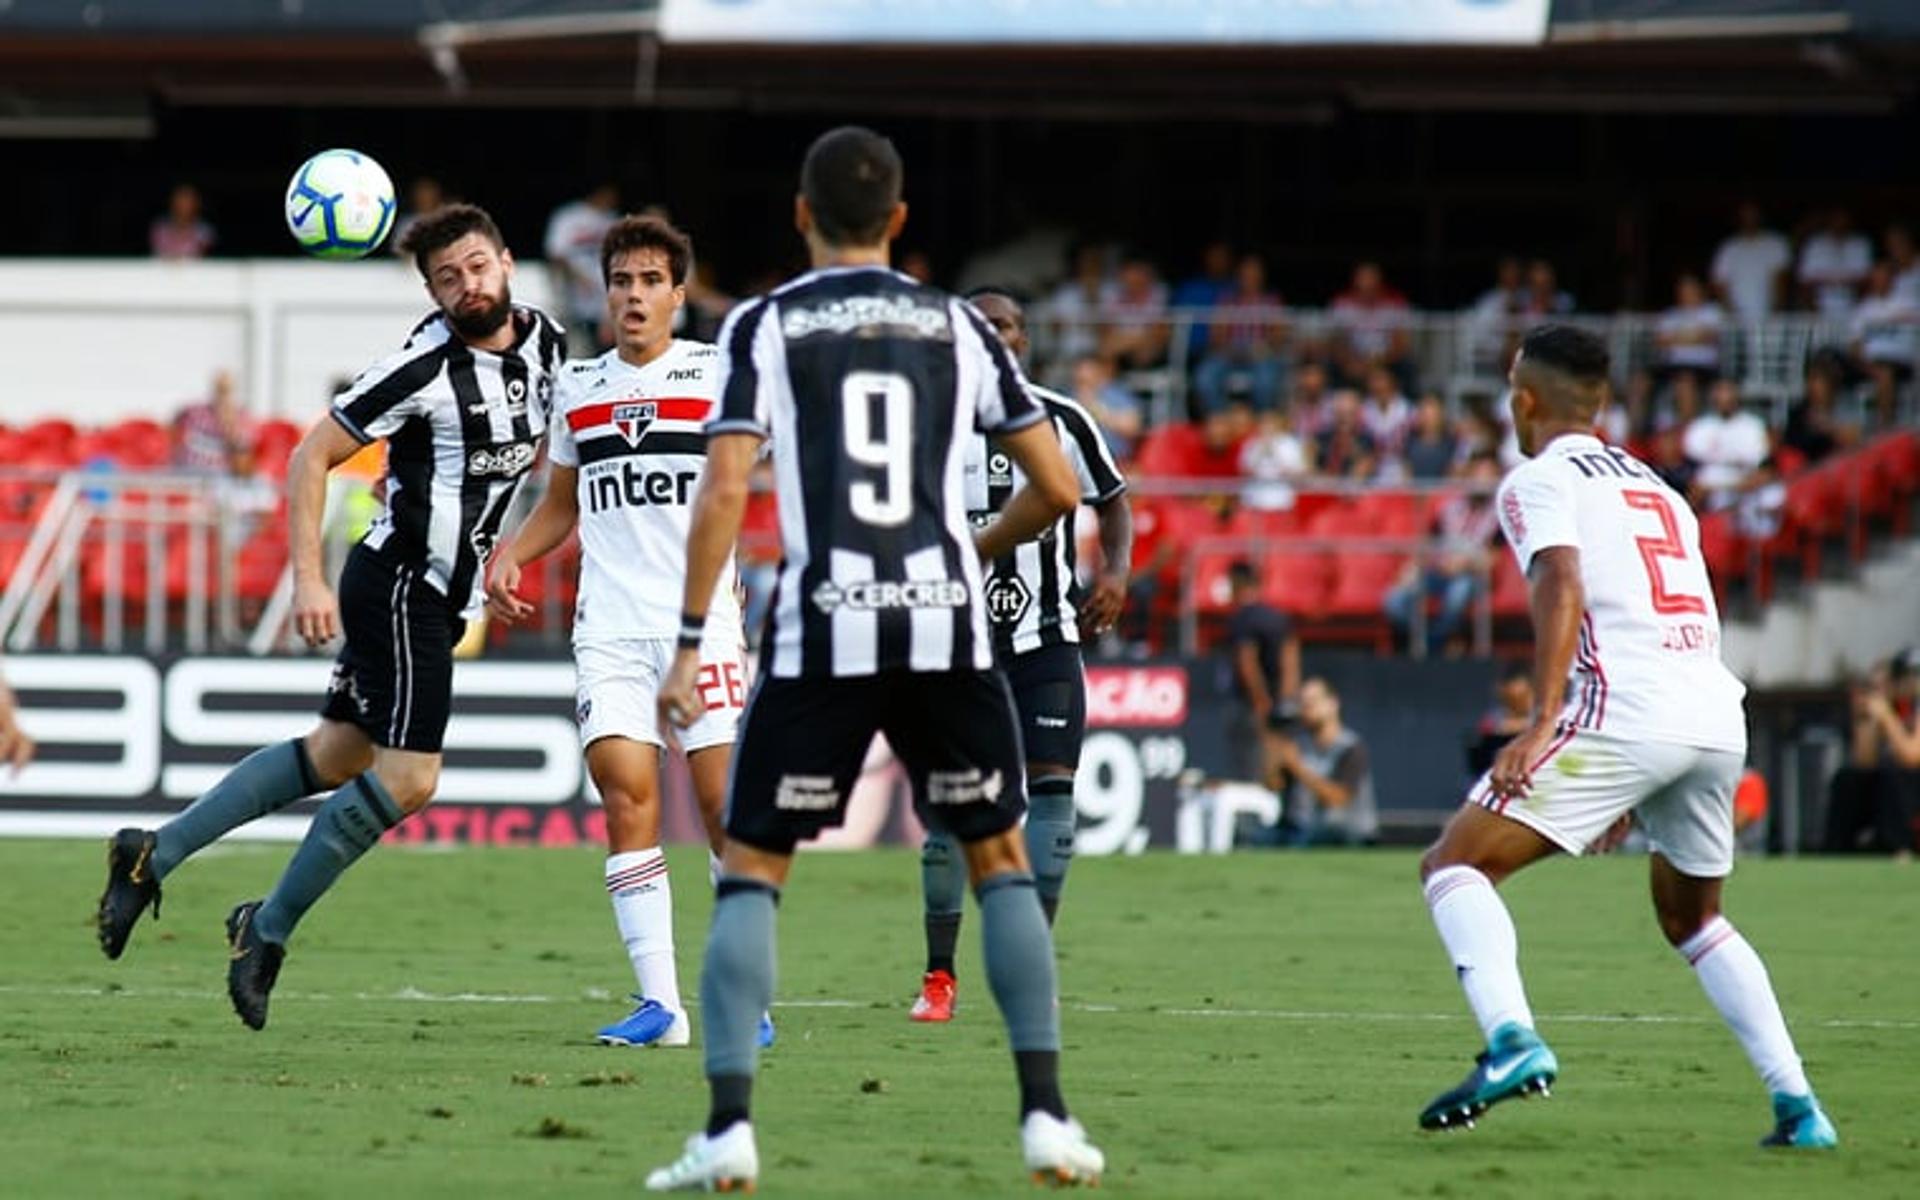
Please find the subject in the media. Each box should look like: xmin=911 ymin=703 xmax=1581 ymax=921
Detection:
xmin=910 ymin=969 xmax=956 ymax=1022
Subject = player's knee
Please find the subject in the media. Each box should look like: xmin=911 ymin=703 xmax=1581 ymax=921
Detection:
xmin=374 ymin=760 xmax=440 ymax=813
xmin=602 ymin=787 xmax=658 ymax=838
xmin=1654 ymin=902 xmax=1717 ymax=947
xmin=303 ymin=725 xmax=372 ymax=789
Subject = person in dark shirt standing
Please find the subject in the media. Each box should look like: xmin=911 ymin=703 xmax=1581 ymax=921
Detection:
xmin=1224 ymin=560 xmax=1300 ymax=790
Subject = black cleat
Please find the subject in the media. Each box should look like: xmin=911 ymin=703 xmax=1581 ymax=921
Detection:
xmin=97 ymin=828 xmax=162 ymax=959
xmin=225 ymin=900 xmax=285 ymax=1031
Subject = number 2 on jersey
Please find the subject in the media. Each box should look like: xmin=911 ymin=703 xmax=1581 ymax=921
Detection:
xmin=1622 ymin=490 xmax=1707 ymax=615
xmin=842 ymin=371 xmax=913 ymax=527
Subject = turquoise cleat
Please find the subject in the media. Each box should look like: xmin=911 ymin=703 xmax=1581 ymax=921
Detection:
xmin=1419 ymin=1022 xmax=1559 ymax=1131
xmin=757 ymin=1011 xmax=776 ymax=1049
xmin=1760 ymin=1092 xmax=1838 ymax=1149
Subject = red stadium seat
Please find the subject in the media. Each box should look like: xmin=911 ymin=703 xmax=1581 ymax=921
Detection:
xmin=1305 ymin=501 xmax=1366 ymax=540
xmin=1133 ymin=424 xmax=1204 ymax=478
xmin=1261 ymin=550 xmax=1331 ymax=620
xmin=1324 ymin=552 xmax=1407 ymax=617
xmin=1490 ymin=553 xmax=1530 ymax=618
xmin=1352 ymin=491 xmax=1428 ymax=537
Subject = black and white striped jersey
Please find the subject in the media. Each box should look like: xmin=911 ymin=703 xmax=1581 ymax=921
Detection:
xmin=710 ymin=266 xmax=1046 ymax=679
xmin=965 ymin=386 xmax=1126 ymax=659
xmin=330 ymin=304 xmax=566 ymax=617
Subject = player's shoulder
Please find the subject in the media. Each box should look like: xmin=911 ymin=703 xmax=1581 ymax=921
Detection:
xmin=1031 ymin=384 xmax=1097 ymax=428
xmin=553 ymin=350 xmax=615 ymax=403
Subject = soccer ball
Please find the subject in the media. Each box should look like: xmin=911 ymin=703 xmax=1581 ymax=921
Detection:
xmin=284 ymin=148 xmax=396 ymax=259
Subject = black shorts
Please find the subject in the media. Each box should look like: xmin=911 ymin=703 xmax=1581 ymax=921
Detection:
xmin=318 ymin=545 xmax=466 ymax=754
xmin=1003 ymin=642 xmax=1087 ymax=770
xmin=726 ymin=670 xmax=1027 ymax=854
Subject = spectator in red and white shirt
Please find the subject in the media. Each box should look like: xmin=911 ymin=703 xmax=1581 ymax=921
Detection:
xmin=1328 ymin=261 xmax=1413 ymax=390
xmin=173 ymin=370 xmax=255 ymax=476
xmin=150 ymin=184 xmax=215 ymax=260
xmin=1314 ymin=391 xmax=1378 ymax=483
xmin=1098 ymin=257 xmax=1172 ymax=371
xmin=1385 ymin=453 xmax=1502 ymax=656
xmin=1193 ymin=253 xmax=1288 ymax=414
xmin=1361 ymin=364 xmax=1414 ymax=478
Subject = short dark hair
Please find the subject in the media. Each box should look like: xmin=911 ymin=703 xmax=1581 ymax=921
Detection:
xmin=398 ymin=203 xmax=504 ymax=277
xmin=1518 ymin=323 xmax=1609 ymax=384
xmin=1227 ymin=560 xmax=1258 ymax=591
xmin=800 ymin=126 xmax=903 ymax=247
xmin=601 ymin=214 xmax=693 ymax=287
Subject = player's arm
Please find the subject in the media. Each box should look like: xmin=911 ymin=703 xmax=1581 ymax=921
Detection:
xmin=660 ymin=432 xmax=759 ymax=728
xmin=976 ymin=420 xmax=1080 ymax=562
xmin=1864 ymin=693 xmax=1920 ymax=768
xmin=486 ymin=465 xmax=580 ymax=625
xmin=286 ymin=414 xmax=369 ymax=648
xmin=1234 ymin=639 xmax=1273 ymax=722
xmin=1274 ymin=738 xmax=1360 ymax=810
xmin=1279 ymin=630 xmax=1302 ymax=704
xmin=1490 ymin=545 xmax=1583 ymax=801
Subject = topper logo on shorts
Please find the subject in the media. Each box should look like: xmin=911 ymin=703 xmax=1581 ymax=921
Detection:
xmin=612 ymin=402 xmax=656 ymax=446
xmin=467 ymin=441 xmax=538 ymax=477
xmin=774 ymin=774 xmax=840 ymax=811
xmin=928 ymin=768 xmax=1003 ymax=806
xmin=809 ymin=579 xmax=969 ymax=614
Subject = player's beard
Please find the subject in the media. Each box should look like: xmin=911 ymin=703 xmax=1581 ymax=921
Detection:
xmin=447 ymin=284 xmax=513 ymax=342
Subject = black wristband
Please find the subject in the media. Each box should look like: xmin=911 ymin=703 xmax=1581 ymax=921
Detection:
xmin=678 ymin=612 xmax=705 ymax=650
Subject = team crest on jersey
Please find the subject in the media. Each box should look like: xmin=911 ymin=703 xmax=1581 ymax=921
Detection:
xmin=612 ymin=402 xmax=658 ymax=446
xmin=987 ymin=451 xmax=1014 ymax=489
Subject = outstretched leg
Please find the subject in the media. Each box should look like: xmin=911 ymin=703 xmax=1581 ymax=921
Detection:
xmin=913 ymin=829 xmax=966 ymax=1022
xmin=1416 ymin=803 xmax=1562 ymax=1130
xmin=1650 ymin=853 xmax=1836 ymax=1148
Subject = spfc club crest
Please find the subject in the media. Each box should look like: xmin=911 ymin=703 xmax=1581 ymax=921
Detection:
xmin=612 ymin=401 xmax=657 ymax=446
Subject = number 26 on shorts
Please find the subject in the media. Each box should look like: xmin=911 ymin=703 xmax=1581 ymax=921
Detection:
xmin=696 ymin=661 xmax=747 ymax=712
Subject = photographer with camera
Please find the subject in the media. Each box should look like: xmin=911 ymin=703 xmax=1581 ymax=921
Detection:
xmin=1271 ymin=677 xmax=1378 ymax=847
xmin=1825 ymin=650 xmax=1920 ymax=859
xmin=1224 ymin=561 xmax=1301 ymax=792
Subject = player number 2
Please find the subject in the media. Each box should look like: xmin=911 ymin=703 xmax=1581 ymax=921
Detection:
xmin=1622 ymin=490 xmax=1707 ymax=616
xmin=842 ymin=371 xmax=913 ymax=527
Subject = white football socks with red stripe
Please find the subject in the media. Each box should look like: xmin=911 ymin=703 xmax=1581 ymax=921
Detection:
xmin=1676 ymin=916 xmax=1810 ymax=1097
xmin=606 ymin=848 xmax=681 ymax=1014
xmin=1424 ymin=865 xmax=1536 ymax=1041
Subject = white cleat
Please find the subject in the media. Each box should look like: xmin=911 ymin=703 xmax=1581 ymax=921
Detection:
xmin=1021 ymin=1111 xmax=1104 ymax=1188
xmin=644 ymin=1122 xmax=759 ymax=1193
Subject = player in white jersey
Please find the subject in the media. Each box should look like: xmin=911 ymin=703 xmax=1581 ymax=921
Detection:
xmin=488 ymin=215 xmax=755 ymax=1050
xmin=1414 ymin=325 xmax=1836 ymax=1148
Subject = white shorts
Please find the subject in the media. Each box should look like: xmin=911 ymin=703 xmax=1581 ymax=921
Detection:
xmin=1468 ymin=729 xmax=1740 ymax=878
xmin=574 ymin=636 xmax=746 ymax=755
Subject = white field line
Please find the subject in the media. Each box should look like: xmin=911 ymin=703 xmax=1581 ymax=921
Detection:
xmin=0 ymin=984 xmax=1914 ymax=1031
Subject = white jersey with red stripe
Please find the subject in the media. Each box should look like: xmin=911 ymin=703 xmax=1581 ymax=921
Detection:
xmin=548 ymin=339 xmax=742 ymax=646
xmin=1495 ymin=431 xmax=1746 ymax=754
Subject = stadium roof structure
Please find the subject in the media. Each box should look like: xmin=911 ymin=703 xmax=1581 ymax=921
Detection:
xmin=0 ymin=0 xmax=1914 ymax=131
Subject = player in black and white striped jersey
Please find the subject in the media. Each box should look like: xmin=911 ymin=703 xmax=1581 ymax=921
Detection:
xmin=94 ymin=205 xmax=566 ymax=1033
xmin=644 ymin=127 xmax=1105 ymax=1192
xmin=911 ymin=288 xmax=1133 ymax=1024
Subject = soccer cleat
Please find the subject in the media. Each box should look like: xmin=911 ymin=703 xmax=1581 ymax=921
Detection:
xmin=1021 ymin=1111 xmax=1104 ymax=1188
xmin=1419 ymin=1021 xmax=1558 ymax=1132
xmin=644 ymin=1122 xmax=759 ymax=1193
xmin=1760 ymin=1092 xmax=1838 ymax=1149
xmin=225 ymin=900 xmax=285 ymax=1032
xmin=910 ymin=969 xmax=957 ymax=1023
xmin=96 ymin=828 xmax=162 ymax=960
xmin=596 ymin=997 xmax=688 ymax=1047
xmin=757 ymin=1011 xmax=776 ymax=1049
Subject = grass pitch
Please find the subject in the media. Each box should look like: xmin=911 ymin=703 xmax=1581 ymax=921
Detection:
xmin=1 ymin=841 xmax=1913 ymax=1198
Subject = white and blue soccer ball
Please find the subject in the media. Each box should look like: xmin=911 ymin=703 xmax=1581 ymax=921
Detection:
xmin=284 ymin=148 xmax=396 ymax=259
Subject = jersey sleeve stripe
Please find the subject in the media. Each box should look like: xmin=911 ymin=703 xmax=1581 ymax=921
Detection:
xmin=330 ymin=407 xmax=373 ymax=445
xmin=713 ymin=297 xmax=775 ymax=436
xmin=334 ymin=344 xmax=446 ymax=439
xmin=955 ymin=301 xmax=1043 ymax=432
xmin=1043 ymin=391 xmax=1128 ymax=501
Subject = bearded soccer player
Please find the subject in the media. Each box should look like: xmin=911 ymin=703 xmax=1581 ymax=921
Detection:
xmin=1415 ymin=324 xmax=1836 ymax=1149
xmin=487 ymin=213 xmax=768 ymax=1050
xmin=643 ymin=126 xmax=1104 ymax=1191
xmin=95 ymin=205 xmax=565 ymax=1031
xmin=910 ymin=287 xmax=1131 ymax=1023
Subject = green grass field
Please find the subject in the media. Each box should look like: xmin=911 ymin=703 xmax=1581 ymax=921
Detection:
xmin=1 ymin=841 xmax=1913 ymax=1198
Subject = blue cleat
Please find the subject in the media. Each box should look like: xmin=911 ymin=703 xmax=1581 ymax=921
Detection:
xmin=1419 ymin=1021 xmax=1559 ymax=1131
xmin=1760 ymin=1092 xmax=1838 ymax=1149
xmin=758 ymin=1011 xmax=776 ymax=1049
xmin=596 ymin=997 xmax=688 ymax=1047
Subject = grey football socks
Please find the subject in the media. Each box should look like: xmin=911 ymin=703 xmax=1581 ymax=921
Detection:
xmin=151 ymin=739 xmax=322 ymax=880
xmin=252 ymin=772 xmax=403 ymax=945
xmin=977 ymin=871 xmax=1067 ymax=1119
xmin=704 ymin=879 xmax=780 ymax=1136
xmin=921 ymin=831 xmax=966 ymax=975
xmin=1023 ymin=775 xmax=1078 ymax=926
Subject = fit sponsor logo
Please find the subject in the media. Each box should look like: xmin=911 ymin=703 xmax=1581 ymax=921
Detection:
xmin=1085 ymin=666 xmax=1188 ymax=727
xmin=984 ymin=576 xmax=1032 ymax=625
xmin=927 ymin=768 xmax=1003 ymax=806
xmin=612 ymin=402 xmax=657 ymax=445
xmin=467 ymin=441 xmax=538 ymax=477
xmin=809 ymin=579 xmax=969 ymax=614
xmin=774 ymin=774 xmax=840 ymax=811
